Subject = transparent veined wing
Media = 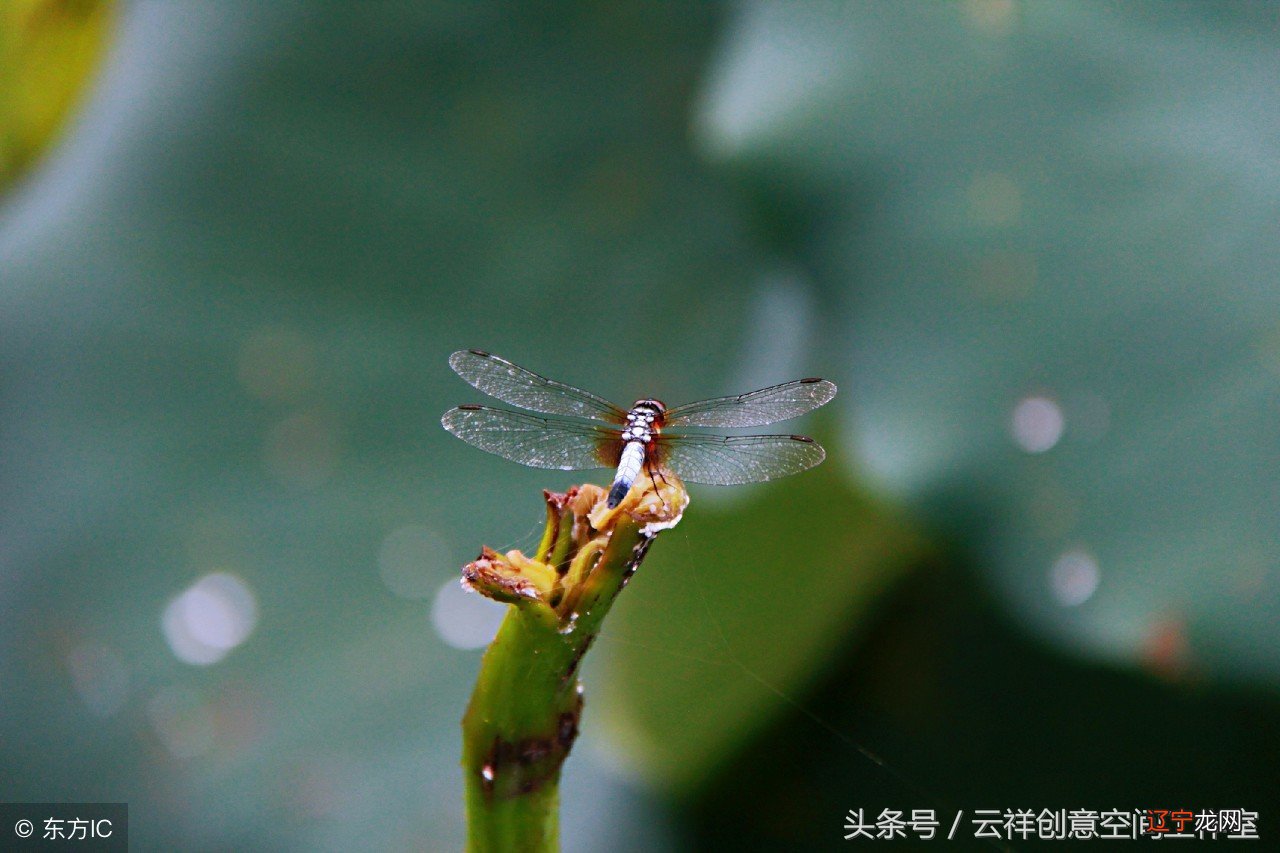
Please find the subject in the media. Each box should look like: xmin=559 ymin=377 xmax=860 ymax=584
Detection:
xmin=655 ymin=432 xmax=827 ymax=485
xmin=663 ymin=378 xmax=836 ymax=428
xmin=441 ymin=405 xmax=621 ymax=471
xmin=448 ymin=350 xmax=626 ymax=423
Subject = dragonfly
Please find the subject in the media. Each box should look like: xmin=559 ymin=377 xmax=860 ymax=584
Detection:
xmin=441 ymin=350 xmax=836 ymax=508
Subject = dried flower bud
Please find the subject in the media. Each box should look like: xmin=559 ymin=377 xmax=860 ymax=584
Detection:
xmin=461 ymin=469 xmax=686 ymax=620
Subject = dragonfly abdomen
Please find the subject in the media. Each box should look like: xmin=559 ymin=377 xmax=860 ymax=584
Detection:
xmin=608 ymin=441 xmax=646 ymax=508
xmin=606 ymin=401 xmax=665 ymax=508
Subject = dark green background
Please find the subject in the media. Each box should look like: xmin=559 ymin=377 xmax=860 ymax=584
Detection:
xmin=1 ymin=3 xmax=1276 ymax=850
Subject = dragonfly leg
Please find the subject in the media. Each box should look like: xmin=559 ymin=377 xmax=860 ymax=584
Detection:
xmin=646 ymin=460 xmax=672 ymax=512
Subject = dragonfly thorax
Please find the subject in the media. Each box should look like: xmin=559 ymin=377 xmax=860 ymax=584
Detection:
xmin=621 ymin=400 xmax=665 ymax=444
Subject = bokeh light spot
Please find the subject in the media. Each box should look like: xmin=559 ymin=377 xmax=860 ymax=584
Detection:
xmin=1142 ymin=616 xmax=1191 ymax=681
xmin=963 ymin=0 xmax=1018 ymax=36
xmin=431 ymin=578 xmax=506 ymax=650
xmin=1050 ymin=549 xmax=1101 ymax=607
xmin=1011 ymin=395 xmax=1064 ymax=453
xmin=147 ymin=685 xmax=215 ymax=759
xmin=162 ymin=572 xmax=258 ymax=666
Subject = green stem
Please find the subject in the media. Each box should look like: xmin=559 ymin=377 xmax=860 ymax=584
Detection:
xmin=461 ymin=515 xmax=652 ymax=852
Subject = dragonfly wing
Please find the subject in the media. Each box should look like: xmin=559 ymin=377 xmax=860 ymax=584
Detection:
xmin=663 ymin=378 xmax=836 ymax=428
xmin=655 ymin=432 xmax=827 ymax=485
xmin=449 ymin=350 xmax=626 ymax=423
xmin=441 ymin=406 xmax=619 ymax=471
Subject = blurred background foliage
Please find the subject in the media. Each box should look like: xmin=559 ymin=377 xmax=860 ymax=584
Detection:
xmin=1 ymin=2 xmax=1277 ymax=850
xmin=0 ymin=0 xmax=113 ymax=187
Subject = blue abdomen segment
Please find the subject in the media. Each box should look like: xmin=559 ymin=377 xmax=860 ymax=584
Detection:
xmin=606 ymin=479 xmax=631 ymax=508
xmin=607 ymin=441 xmax=646 ymax=508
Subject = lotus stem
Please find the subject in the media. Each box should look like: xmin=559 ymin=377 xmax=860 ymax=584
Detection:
xmin=460 ymin=471 xmax=687 ymax=852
